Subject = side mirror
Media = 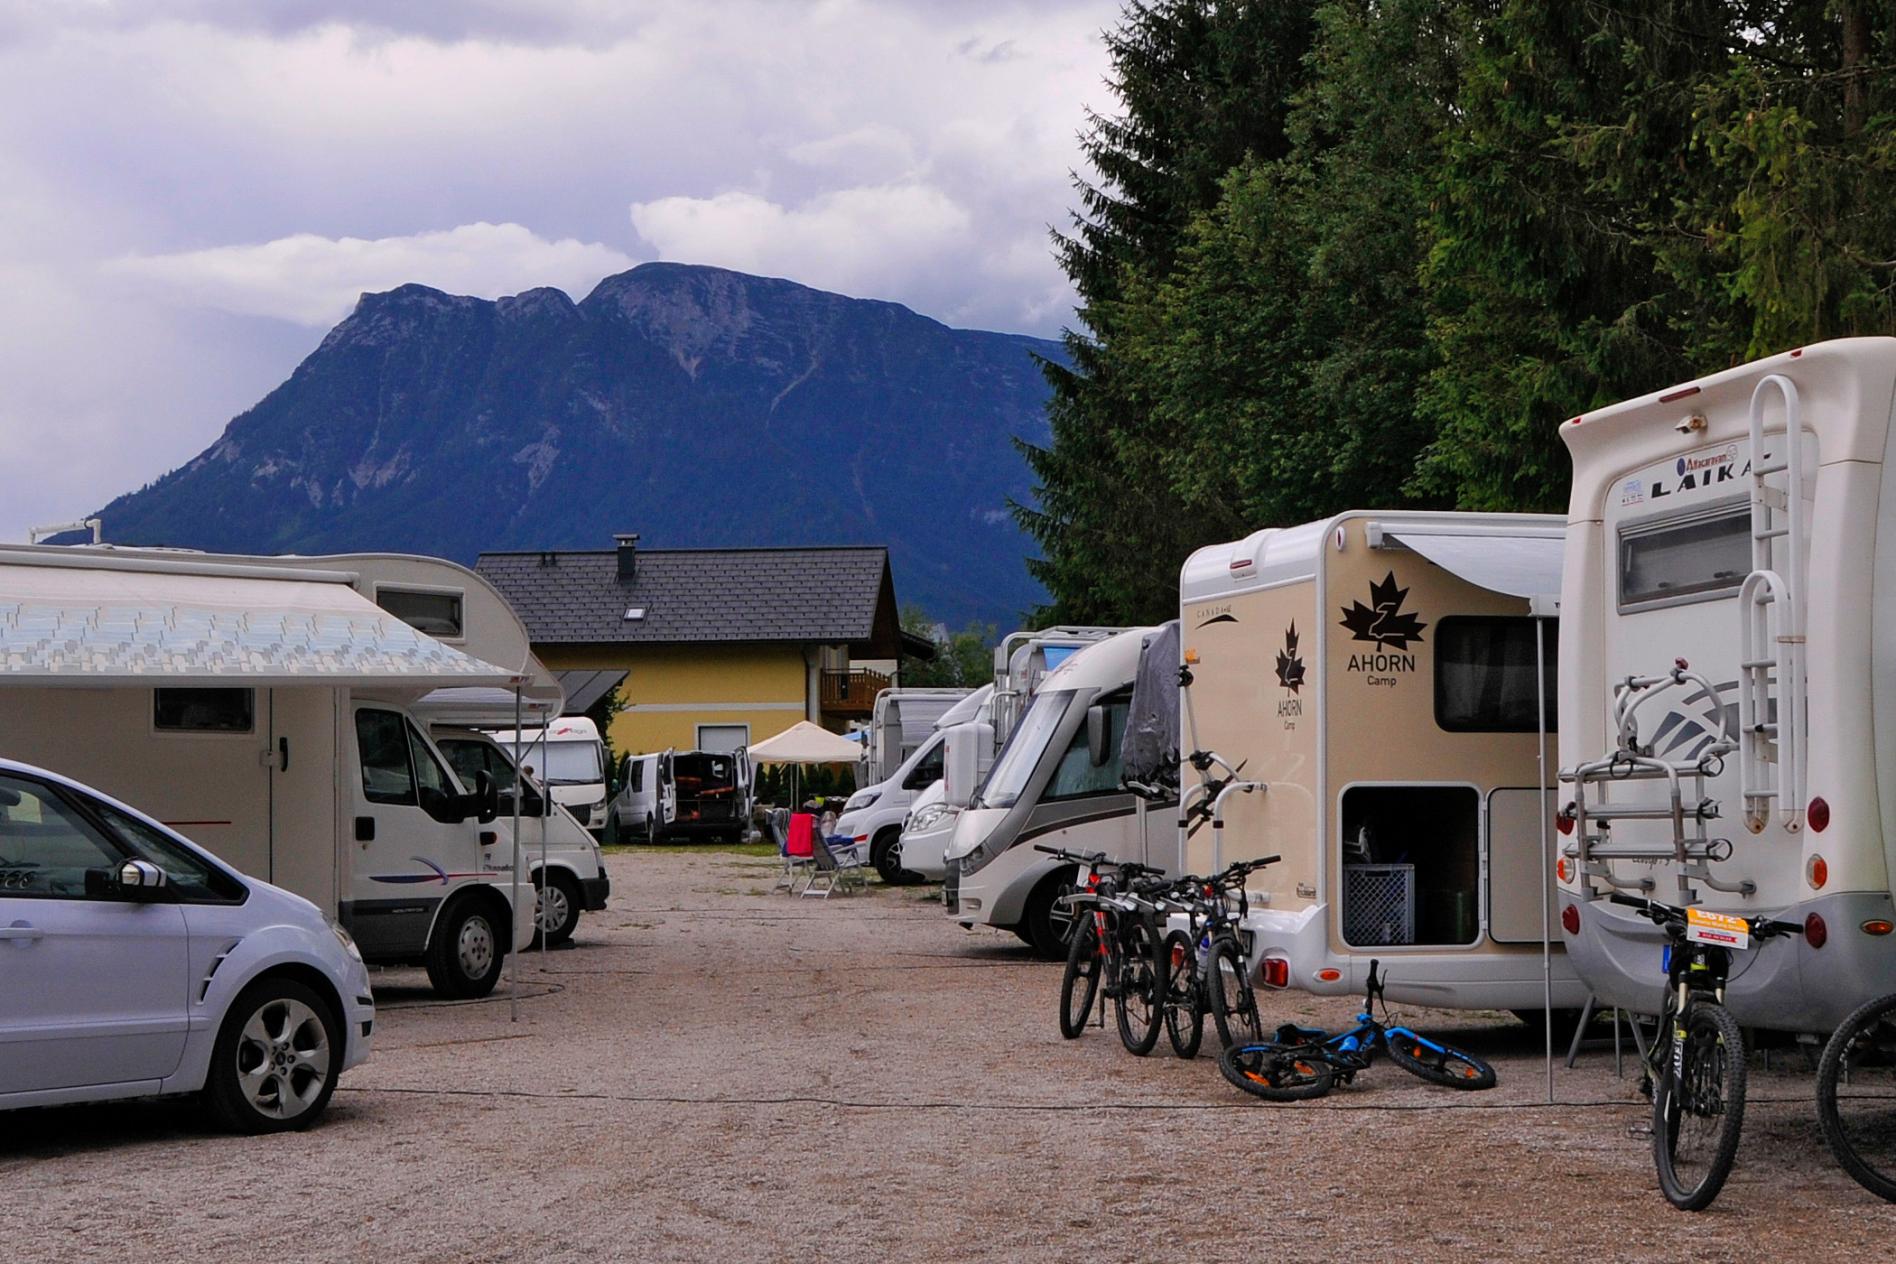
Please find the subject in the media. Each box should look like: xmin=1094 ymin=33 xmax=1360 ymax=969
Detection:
xmin=1086 ymin=704 xmax=1110 ymax=768
xmin=473 ymin=769 xmax=499 ymax=824
xmin=942 ymin=722 xmax=992 ymax=810
xmin=87 ymin=858 xmax=169 ymax=900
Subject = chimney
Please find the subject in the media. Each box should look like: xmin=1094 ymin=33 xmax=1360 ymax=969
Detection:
xmin=615 ymin=533 xmax=640 ymax=581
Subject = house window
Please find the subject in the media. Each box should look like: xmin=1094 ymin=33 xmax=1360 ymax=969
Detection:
xmin=697 ymin=724 xmax=750 ymax=754
xmin=375 ymin=586 xmax=464 ymax=638
xmin=1434 ymin=618 xmax=1557 ymax=733
xmin=154 ymin=688 xmax=254 ymax=733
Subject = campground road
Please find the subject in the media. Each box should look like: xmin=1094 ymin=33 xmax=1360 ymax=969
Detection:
xmin=4 ymin=849 xmax=1892 ymax=1262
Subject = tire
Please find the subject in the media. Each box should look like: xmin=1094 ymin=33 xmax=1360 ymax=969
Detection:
xmin=1653 ymin=1001 xmax=1747 ymax=1211
xmin=1206 ymin=936 xmax=1262 ymax=1049
xmin=204 ymin=978 xmax=343 ymax=1134
xmin=1059 ymin=914 xmax=1103 ymax=1039
xmin=1219 ymin=1040 xmax=1335 ymax=1102
xmin=1162 ymin=931 xmax=1205 ymax=1060
xmin=530 ymin=870 xmax=583 ymax=948
xmin=1817 ymin=991 xmax=1896 ymax=1203
xmin=1023 ymin=869 xmax=1077 ymax=961
xmin=424 ymin=898 xmax=506 ymax=998
xmin=870 ymin=829 xmax=911 ymax=885
xmin=1114 ymin=919 xmax=1166 ymax=1056
xmin=1385 ymin=1031 xmax=1497 ymax=1089
xmin=642 ymin=815 xmax=657 ymax=844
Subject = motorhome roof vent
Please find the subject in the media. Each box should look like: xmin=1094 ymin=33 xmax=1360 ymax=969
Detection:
xmin=624 ymin=607 xmax=646 ymax=621
xmin=615 ymin=533 xmax=640 ymax=581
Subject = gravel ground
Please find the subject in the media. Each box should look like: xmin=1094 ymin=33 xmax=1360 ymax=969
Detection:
xmin=4 ymin=849 xmax=1892 ymax=1262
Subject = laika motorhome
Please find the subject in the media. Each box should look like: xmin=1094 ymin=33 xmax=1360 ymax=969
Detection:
xmin=604 ymin=747 xmax=752 ymax=843
xmin=496 ymin=716 xmax=609 ymax=832
xmin=1556 ymin=337 xmax=1896 ymax=1032
xmin=863 ymin=687 xmax=970 ymax=787
xmin=945 ymin=627 xmax=1175 ymax=957
xmin=0 ymin=544 xmax=539 ymax=998
xmin=1181 ymin=513 xmax=1585 ymax=1014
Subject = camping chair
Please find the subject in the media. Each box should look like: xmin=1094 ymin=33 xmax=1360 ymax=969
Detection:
xmin=801 ymin=831 xmax=867 ymax=899
xmin=769 ymin=809 xmax=814 ymax=894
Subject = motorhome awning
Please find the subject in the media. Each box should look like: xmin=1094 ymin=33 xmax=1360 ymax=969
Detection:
xmin=0 ymin=561 xmax=518 ymax=688
xmin=1370 ymin=523 xmax=1564 ymax=606
xmin=414 ymin=685 xmax=563 ymax=726
xmin=554 ymin=669 xmax=626 ymax=716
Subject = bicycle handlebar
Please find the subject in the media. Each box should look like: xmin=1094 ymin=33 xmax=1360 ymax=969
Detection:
xmin=1606 ymin=892 xmax=1803 ymax=940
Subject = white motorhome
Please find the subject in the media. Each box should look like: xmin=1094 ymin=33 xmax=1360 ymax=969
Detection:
xmin=496 ymin=716 xmax=609 ymax=832
xmin=944 ymin=628 xmax=1175 ymax=956
xmin=0 ymin=544 xmax=538 ymax=998
xmin=863 ymin=687 xmax=970 ymax=787
xmin=1181 ymin=513 xmax=1585 ymax=1014
xmin=837 ymin=684 xmax=993 ymax=883
xmin=989 ymin=626 xmax=1125 ymax=746
xmin=604 ymin=747 xmax=753 ymax=843
xmin=1556 ymin=337 xmax=1896 ymax=1032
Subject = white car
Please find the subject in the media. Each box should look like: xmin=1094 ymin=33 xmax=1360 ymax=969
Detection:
xmin=0 ymin=759 xmax=374 ymax=1133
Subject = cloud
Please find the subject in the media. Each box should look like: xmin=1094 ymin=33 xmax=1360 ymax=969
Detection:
xmin=106 ymin=223 xmax=637 ymax=326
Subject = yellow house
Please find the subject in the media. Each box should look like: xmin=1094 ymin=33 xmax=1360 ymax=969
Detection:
xmin=475 ymin=535 xmax=927 ymax=756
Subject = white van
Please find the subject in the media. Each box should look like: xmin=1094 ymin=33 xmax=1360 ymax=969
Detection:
xmin=604 ymin=748 xmax=753 ymax=843
xmin=496 ymin=717 xmax=609 ymax=832
xmin=0 ymin=545 xmax=537 ymax=998
xmin=836 ymin=725 xmax=949 ymax=883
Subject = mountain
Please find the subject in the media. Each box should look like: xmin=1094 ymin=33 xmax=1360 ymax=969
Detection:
xmin=87 ymin=263 xmax=1061 ymax=627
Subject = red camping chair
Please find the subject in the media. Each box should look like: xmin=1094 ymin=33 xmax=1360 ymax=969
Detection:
xmin=775 ymin=810 xmax=817 ymax=894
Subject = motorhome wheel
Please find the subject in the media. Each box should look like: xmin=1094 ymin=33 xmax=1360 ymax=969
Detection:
xmin=425 ymin=900 xmax=506 ymax=998
xmin=205 ymin=978 xmax=343 ymax=1134
xmin=870 ymin=828 xmax=921 ymax=885
xmin=530 ymin=870 xmax=582 ymax=947
xmin=1024 ymin=868 xmax=1078 ymax=960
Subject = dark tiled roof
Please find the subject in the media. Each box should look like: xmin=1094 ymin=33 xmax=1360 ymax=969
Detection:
xmin=476 ymin=547 xmax=898 ymax=650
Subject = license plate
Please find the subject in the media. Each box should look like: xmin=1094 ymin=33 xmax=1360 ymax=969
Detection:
xmin=1685 ymin=906 xmax=1750 ymax=951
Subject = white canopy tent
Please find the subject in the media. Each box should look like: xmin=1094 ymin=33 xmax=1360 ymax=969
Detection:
xmin=746 ymin=720 xmax=864 ymax=805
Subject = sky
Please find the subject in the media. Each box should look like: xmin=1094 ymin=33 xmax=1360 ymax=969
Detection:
xmin=0 ymin=0 xmax=1117 ymax=543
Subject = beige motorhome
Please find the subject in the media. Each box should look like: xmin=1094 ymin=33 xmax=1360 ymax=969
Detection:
xmin=1179 ymin=512 xmax=1586 ymax=1013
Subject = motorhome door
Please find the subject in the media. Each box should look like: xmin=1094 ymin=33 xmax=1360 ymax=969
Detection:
xmin=266 ymin=688 xmax=339 ymax=911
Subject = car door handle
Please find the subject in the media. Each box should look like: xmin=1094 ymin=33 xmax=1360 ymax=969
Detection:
xmin=0 ymin=923 xmax=44 ymax=941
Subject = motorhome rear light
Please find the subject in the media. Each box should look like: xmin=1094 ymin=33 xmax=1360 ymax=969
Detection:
xmin=1807 ymin=797 xmax=1830 ymax=832
xmin=1316 ymin=968 xmax=1342 ymax=983
xmin=1862 ymin=920 xmax=1894 ymax=937
xmin=1808 ymin=854 xmax=1828 ymax=890
xmin=1261 ymin=957 xmax=1290 ymax=989
xmin=1806 ymin=913 xmax=1828 ymax=950
xmin=1561 ymin=904 xmax=1580 ymax=935
xmin=1230 ymin=558 xmax=1254 ymax=571
xmin=1658 ymin=386 xmax=1702 ymax=404
xmin=1555 ymin=809 xmax=1574 ymax=836
xmin=1184 ymin=649 xmax=1200 ymax=665
xmin=1555 ymin=857 xmax=1573 ymax=883
xmin=1791 ymin=348 xmax=1804 ymax=357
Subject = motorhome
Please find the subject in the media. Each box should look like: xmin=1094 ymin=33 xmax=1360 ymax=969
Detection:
xmin=944 ymin=627 xmax=1175 ymax=956
xmin=0 ymin=544 xmax=538 ymax=998
xmin=1180 ymin=513 xmax=1586 ymax=1014
xmin=881 ymin=685 xmax=998 ymax=883
xmin=838 ymin=684 xmax=993 ymax=883
xmin=989 ymin=626 xmax=1125 ymax=746
xmin=862 ymin=687 xmax=969 ymax=786
xmin=496 ymin=716 xmax=609 ymax=832
xmin=1555 ymin=337 xmax=1896 ymax=1033
xmin=604 ymin=747 xmax=752 ymax=843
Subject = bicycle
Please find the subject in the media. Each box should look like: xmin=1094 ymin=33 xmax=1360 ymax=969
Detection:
xmin=1039 ymin=846 xmax=1167 ymax=1047
xmin=1158 ymin=855 xmax=1279 ymax=1058
xmin=1219 ymin=959 xmax=1496 ymax=1102
xmin=1816 ymin=989 xmax=1896 ymax=1203
xmin=1610 ymin=893 xmax=1803 ymax=1211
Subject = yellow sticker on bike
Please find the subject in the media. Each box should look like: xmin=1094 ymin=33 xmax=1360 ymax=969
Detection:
xmin=1685 ymin=906 xmax=1750 ymax=951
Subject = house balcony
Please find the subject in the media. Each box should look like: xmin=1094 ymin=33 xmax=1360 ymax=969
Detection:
xmin=820 ymin=668 xmax=890 ymax=718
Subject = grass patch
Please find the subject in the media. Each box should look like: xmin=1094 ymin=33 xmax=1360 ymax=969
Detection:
xmin=602 ymin=842 xmax=779 ymax=858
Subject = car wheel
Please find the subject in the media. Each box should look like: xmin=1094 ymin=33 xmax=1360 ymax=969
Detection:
xmin=425 ymin=899 xmax=505 ymax=998
xmin=530 ymin=871 xmax=582 ymax=947
xmin=204 ymin=978 xmax=342 ymax=1134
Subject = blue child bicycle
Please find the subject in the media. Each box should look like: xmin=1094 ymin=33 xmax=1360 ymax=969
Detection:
xmin=1218 ymin=959 xmax=1497 ymax=1101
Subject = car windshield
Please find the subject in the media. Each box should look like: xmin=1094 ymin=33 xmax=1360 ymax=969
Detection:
xmin=512 ymin=740 xmax=602 ymax=785
xmin=978 ymin=690 xmax=1073 ymax=810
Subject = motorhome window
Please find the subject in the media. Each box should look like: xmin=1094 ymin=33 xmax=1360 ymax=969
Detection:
xmin=0 ymin=774 xmax=125 ymax=898
xmin=153 ymin=688 xmax=253 ymax=733
xmin=91 ymin=799 xmax=244 ymax=902
xmin=980 ymin=691 xmax=1072 ymax=810
xmin=902 ymin=739 xmax=945 ymax=791
xmin=1618 ymin=505 xmax=1751 ymax=609
xmin=1045 ymin=696 xmax=1130 ymax=800
xmin=517 ymin=741 xmax=603 ymax=785
xmin=439 ymin=739 xmax=517 ymax=795
xmin=375 ymin=587 xmax=463 ymax=638
xmin=1338 ymin=786 xmax=1480 ymax=948
xmin=355 ymin=710 xmax=417 ymax=806
xmin=1435 ymin=618 xmax=1558 ymax=733
xmin=406 ymin=723 xmax=456 ymax=799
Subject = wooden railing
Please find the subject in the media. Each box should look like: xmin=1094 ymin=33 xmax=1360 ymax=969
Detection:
xmin=820 ymin=668 xmax=891 ymax=716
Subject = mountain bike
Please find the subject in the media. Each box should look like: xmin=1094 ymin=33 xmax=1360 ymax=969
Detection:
xmin=1159 ymin=855 xmax=1279 ymax=1058
xmin=1039 ymin=846 xmax=1166 ymax=1043
xmin=1219 ymin=959 xmax=1496 ymax=1102
xmin=1610 ymin=893 xmax=1803 ymax=1211
xmin=1816 ymin=990 xmax=1896 ymax=1203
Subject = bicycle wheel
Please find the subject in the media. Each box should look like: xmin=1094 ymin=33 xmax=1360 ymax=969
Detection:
xmin=1219 ymin=1040 xmax=1335 ymax=1102
xmin=1161 ymin=931 xmax=1204 ymax=1060
xmin=1817 ymin=991 xmax=1896 ymax=1203
xmin=1652 ymin=1001 xmax=1747 ymax=1211
xmin=1114 ymin=919 xmax=1165 ymax=1056
xmin=1205 ymin=936 xmax=1262 ymax=1049
xmin=1385 ymin=1031 xmax=1497 ymax=1090
xmin=1059 ymin=914 xmax=1103 ymax=1039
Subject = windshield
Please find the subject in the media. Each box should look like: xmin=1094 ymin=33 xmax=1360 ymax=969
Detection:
xmin=510 ymin=739 xmax=603 ymax=785
xmin=978 ymin=690 xmax=1073 ymax=810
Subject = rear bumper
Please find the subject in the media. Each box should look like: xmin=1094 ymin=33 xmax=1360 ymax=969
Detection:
xmin=581 ymin=873 xmax=611 ymax=911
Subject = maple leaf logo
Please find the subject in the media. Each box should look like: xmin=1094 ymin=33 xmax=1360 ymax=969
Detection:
xmin=1274 ymin=621 xmax=1305 ymax=693
xmin=1339 ymin=571 xmax=1428 ymax=649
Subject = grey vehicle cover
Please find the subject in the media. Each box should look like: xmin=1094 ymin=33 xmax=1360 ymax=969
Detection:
xmin=1121 ymin=620 xmax=1180 ymax=790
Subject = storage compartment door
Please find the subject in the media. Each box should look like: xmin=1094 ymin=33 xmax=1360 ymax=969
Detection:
xmin=1487 ymin=787 xmax=1556 ymax=944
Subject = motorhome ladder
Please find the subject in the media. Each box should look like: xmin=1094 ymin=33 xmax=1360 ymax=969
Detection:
xmin=1559 ymin=665 xmax=1753 ymax=903
xmin=1737 ymin=374 xmax=1807 ymax=834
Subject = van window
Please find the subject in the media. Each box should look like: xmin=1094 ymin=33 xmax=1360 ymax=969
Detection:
xmin=375 ymin=587 xmax=463 ymax=638
xmin=356 ymin=710 xmax=417 ymax=806
xmin=629 ymin=758 xmax=645 ymax=792
xmin=154 ymin=688 xmax=253 ymax=733
xmin=1045 ymin=696 xmax=1129 ymax=800
xmin=1619 ymin=504 xmax=1751 ymax=609
xmin=1435 ymin=618 xmax=1558 ymax=733
xmin=903 ymin=740 xmax=945 ymax=790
